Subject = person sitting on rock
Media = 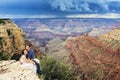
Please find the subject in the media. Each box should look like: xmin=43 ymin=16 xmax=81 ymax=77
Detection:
xmin=26 ymin=45 xmax=42 ymax=75
xmin=19 ymin=49 xmax=37 ymax=73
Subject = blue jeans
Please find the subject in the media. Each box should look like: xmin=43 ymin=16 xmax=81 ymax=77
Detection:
xmin=33 ymin=60 xmax=42 ymax=74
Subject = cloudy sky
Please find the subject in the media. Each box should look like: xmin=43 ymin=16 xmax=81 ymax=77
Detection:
xmin=0 ymin=0 xmax=120 ymax=18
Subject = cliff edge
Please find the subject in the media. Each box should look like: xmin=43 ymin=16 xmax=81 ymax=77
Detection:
xmin=0 ymin=60 xmax=40 ymax=80
xmin=0 ymin=19 xmax=25 ymax=60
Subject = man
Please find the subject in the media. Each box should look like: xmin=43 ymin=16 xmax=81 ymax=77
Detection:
xmin=26 ymin=45 xmax=42 ymax=74
xmin=26 ymin=45 xmax=34 ymax=59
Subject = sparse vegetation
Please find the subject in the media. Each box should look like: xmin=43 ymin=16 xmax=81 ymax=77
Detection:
xmin=0 ymin=51 xmax=7 ymax=60
xmin=0 ymin=19 xmax=12 ymax=24
xmin=40 ymin=57 xmax=75 ymax=80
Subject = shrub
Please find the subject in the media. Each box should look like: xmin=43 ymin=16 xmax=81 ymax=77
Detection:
xmin=0 ymin=51 xmax=7 ymax=60
xmin=40 ymin=57 xmax=75 ymax=80
xmin=11 ymin=53 xmax=21 ymax=61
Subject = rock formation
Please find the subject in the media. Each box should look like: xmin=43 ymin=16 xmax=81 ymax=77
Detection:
xmin=65 ymin=29 xmax=120 ymax=80
xmin=99 ymin=28 xmax=120 ymax=56
xmin=45 ymin=28 xmax=120 ymax=79
xmin=13 ymin=18 xmax=120 ymax=48
xmin=0 ymin=60 xmax=41 ymax=80
xmin=0 ymin=19 xmax=25 ymax=60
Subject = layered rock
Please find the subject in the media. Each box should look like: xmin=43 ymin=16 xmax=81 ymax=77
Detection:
xmin=65 ymin=34 xmax=120 ymax=80
xmin=99 ymin=28 xmax=120 ymax=56
xmin=0 ymin=19 xmax=25 ymax=59
xmin=0 ymin=60 xmax=41 ymax=80
xmin=88 ymin=27 xmax=112 ymax=36
xmin=13 ymin=18 xmax=120 ymax=47
xmin=45 ymin=29 xmax=120 ymax=79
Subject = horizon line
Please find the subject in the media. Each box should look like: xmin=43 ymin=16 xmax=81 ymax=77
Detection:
xmin=1 ymin=13 xmax=120 ymax=19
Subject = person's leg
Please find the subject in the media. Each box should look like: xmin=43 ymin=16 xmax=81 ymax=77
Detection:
xmin=33 ymin=60 xmax=42 ymax=74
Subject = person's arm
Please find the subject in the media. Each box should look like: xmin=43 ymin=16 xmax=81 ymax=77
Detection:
xmin=19 ymin=55 xmax=24 ymax=64
xmin=27 ymin=58 xmax=35 ymax=65
xmin=29 ymin=60 xmax=35 ymax=65
xmin=31 ymin=50 xmax=34 ymax=59
xmin=24 ymin=56 xmax=35 ymax=65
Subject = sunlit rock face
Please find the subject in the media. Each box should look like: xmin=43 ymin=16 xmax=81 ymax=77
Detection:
xmin=64 ymin=29 xmax=120 ymax=80
xmin=0 ymin=19 xmax=25 ymax=59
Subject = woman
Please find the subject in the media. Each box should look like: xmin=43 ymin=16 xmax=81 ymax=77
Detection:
xmin=19 ymin=49 xmax=37 ymax=73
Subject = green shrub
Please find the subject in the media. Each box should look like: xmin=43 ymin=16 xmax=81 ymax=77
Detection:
xmin=0 ymin=51 xmax=7 ymax=60
xmin=11 ymin=53 xmax=21 ymax=61
xmin=40 ymin=57 xmax=75 ymax=80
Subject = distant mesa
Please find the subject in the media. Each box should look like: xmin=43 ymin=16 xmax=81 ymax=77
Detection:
xmin=13 ymin=18 xmax=120 ymax=47
xmin=34 ymin=24 xmax=53 ymax=32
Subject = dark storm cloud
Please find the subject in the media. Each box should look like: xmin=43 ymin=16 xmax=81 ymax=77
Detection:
xmin=0 ymin=0 xmax=72 ymax=17
xmin=0 ymin=0 xmax=120 ymax=18
xmin=48 ymin=0 xmax=120 ymax=13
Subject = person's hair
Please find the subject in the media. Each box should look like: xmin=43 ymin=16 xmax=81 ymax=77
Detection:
xmin=26 ymin=44 xmax=31 ymax=47
xmin=21 ymin=49 xmax=28 ymax=58
xmin=21 ymin=49 xmax=27 ymax=55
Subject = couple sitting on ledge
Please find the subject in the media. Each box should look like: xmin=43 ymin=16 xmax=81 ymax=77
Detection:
xmin=19 ymin=45 xmax=42 ymax=74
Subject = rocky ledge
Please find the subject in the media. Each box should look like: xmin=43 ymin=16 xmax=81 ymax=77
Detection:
xmin=0 ymin=60 xmax=41 ymax=80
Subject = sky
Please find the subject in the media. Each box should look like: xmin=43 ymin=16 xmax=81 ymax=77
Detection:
xmin=0 ymin=0 xmax=120 ymax=18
